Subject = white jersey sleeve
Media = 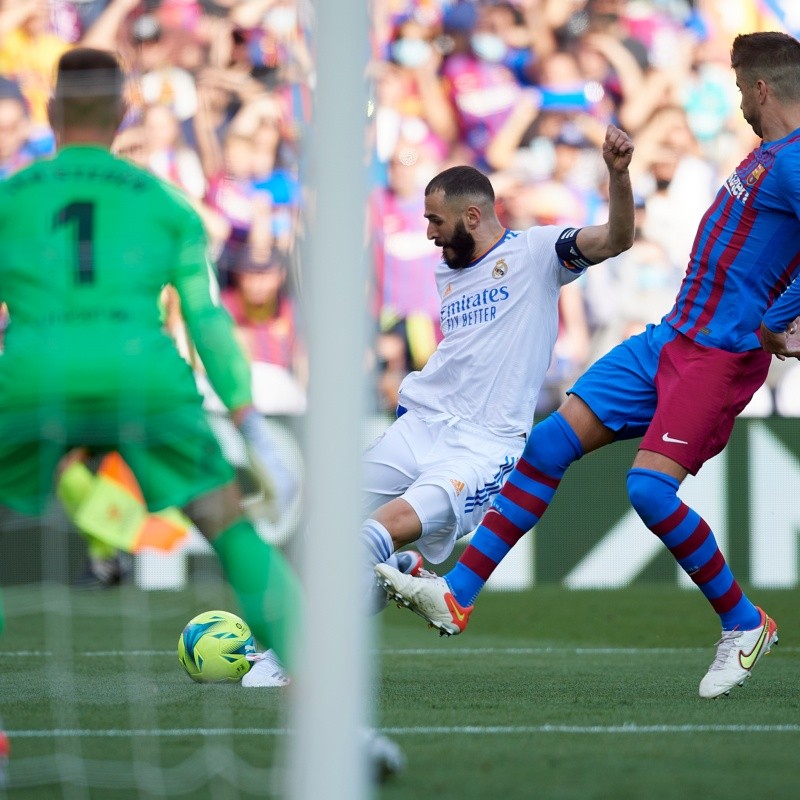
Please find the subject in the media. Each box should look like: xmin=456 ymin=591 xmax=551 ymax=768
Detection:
xmin=398 ymin=225 xmax=576 ymax=436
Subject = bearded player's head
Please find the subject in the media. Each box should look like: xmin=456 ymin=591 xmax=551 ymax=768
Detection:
xmin=48 ymin=48 xmax=126 ymax=147
xmin=423 ymin=166 xmax=502 ymax=270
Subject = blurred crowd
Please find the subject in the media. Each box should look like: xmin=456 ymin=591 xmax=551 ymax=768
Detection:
xmin=2 ymin=0 xmax=800 ymax=417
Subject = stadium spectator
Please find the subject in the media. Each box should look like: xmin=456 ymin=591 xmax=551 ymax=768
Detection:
xmin=439 ymin=1 xmax=524 ymax=168
xmin=143 ymin=102 xmax=207 ymax=200
xmin=206 ymin=127 xmax=273 ymax=283
xmin=0 ymin=77 xmax=53 ymax=179
xmin=130 ymin=12 xmax=199 ymax=123
xmin=244 ymin=104 xmax=301 ymax=252
xmin=381 ymin=13 xmax=457 ymax=154
xmin=111 ymin=119 xmax=148 ymax=165
xmin=582 ymin=194 xmax=682 ymax=360
xmin=0 ymin=0 xmax=139 ymax=125
xmin=221 ymin=246 xmax=307 ymax=415
xmin=476 ymin=0 xmax=555 ymax=86
xmin=379 ymin=30 xmax=797 ymax=702
xmin=631 ymin=105 xmax=716 ymax=271
xmin=370 ymin=139 xmax=444 ymax=408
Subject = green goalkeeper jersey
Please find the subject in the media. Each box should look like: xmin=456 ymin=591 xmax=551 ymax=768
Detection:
xmin=0 ymin=144 xmax=251 ymax=416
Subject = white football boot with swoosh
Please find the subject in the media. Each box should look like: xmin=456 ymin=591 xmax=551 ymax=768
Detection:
xmin=699 ymin=608 xmax=778 ymax=698
xmin=375 ymin=563 xmax=473 ymax=636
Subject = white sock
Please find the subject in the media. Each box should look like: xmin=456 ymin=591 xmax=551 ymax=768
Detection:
xmin=362 ymin=519 xmax=395 ymax=613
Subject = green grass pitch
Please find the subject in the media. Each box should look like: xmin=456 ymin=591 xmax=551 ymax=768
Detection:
xmin=0 ymin=582 xmax=798 ymax=800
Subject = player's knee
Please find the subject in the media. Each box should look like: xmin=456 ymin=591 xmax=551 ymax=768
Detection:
xmin=396 ymin=483 xmax=454 ymax=541
xmin=626 ymin=469 xmax=652 ymax=515
xmin=626 ymin=468 xmax=678 ymax=527
xmin=183 ymin=481 xmax=243 ymax=540
xmin=525 ymin=412 xmax=583 ymax=475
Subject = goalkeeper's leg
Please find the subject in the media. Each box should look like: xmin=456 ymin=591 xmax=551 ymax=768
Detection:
xmin=185 ymin=482 xmax=302 ymax=671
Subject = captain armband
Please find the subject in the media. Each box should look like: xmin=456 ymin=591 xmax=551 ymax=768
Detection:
xmin=555 ymin=227 xmax=596 ymax=272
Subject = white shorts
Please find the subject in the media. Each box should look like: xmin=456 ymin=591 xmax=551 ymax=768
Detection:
xmin=362 ymin=407 xmax=524 ymax=563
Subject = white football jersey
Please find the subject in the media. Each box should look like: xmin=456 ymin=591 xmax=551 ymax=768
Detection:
xmin=398 ymin=226 xmax=582 ymax=436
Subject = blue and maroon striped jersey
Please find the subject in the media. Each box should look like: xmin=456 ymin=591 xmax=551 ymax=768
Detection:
xmin=664 ymin=129 xmax=800 ymax=352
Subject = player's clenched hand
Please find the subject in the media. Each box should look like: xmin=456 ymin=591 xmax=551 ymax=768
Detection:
xmin=602 ymin=125 xmax=634 ymax=173
xmin=760 ymin=318 xmax=800 ymax=360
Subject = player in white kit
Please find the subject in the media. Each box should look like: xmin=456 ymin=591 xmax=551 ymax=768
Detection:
xmin=362 ymin=125 xmax=635 ymax=611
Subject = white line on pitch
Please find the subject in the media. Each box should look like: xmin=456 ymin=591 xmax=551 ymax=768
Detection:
xmin=7 ymin=724 xmax=800 ymax=739
xmin=1 ymin=646 xmax=798 ymax=658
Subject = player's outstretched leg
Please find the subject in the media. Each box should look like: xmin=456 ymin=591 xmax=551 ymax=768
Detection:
xmin=378 ymin=411 xmax=583 ymax=633
xmin=626 ymin=468 xmax=778 ymax=697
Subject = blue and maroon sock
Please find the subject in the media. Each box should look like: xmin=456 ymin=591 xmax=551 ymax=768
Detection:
xmin=626 ymin=468 xmax=760 ymax=630
xmin=446 ymin=411 xmax=583 ymax=606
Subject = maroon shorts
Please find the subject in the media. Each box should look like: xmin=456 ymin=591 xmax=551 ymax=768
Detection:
xmin=640 ymin=334 xmax=771 ymax=474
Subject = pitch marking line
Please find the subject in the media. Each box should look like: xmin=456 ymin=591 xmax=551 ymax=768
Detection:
xmin=1 ymin=646 xmax=798 ymax=657
xmin=7 ymin=724 xmax=800 ymax=738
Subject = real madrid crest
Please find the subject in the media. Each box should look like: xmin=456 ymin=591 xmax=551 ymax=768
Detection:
xmin=492 ymin=258 xmax=508 ymax=279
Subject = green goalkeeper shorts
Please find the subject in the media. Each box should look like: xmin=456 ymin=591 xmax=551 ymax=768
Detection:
xmin=0 ymin=402 xmax=234 ymax=515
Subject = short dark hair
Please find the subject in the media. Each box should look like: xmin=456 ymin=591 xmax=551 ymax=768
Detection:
xmin=51 ymin=48 xmax=125 ymax=130
xmin=424 ymin=165 xmax=495 ymax=204
xmin=731 ymin=32 xmax=800 ymax=103
xmin=234 ymin=246 xmax=290 ymax=274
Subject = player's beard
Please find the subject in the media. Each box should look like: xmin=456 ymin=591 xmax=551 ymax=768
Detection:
xmin=741 ymin=98 xmax=762 ymax=138
xmin=441 ymin=220 xmax=476 ymax=270
xmin=748 ymin=112 xmax=763 ymax=139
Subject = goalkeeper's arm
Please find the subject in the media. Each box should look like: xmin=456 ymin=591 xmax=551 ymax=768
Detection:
xmin=171 ymin=231 xmax=297 ymax=513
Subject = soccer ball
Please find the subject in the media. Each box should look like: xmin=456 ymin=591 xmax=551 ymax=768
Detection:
xmin=177 ymin=610 xmax=256 ymax=683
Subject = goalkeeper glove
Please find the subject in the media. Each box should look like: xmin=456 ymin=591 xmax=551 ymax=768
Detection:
xmin=236 ymin=407 xmax=299 ymax=522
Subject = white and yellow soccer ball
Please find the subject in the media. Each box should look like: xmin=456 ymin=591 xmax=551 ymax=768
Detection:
xmin=177 ymin=610 xmax=256 ymax=683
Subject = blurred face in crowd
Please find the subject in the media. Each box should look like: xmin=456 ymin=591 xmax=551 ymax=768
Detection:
xmin=390 ymin=18 xmax=436 ymax=69
xmin=388 ymin=146 xmax=420 ymax=198
xmin=224 ymin=133 xmax=255 ymax=179
xmin=648 ymin=106 xmax=695 ymax=151
xmin=144 ymin=104 xmax=181 ymax=151
xmin=112 ymin=125 xmax=148 ymax=167
xmin=238 ymin=265 xmax=285 ymax=308
xmin=137 ymin=37 xmax=168 ymax=73
xmin=652 ymin=152 xmax=679 ymax=191
xmin=388 ymin=143 xmax=437 ymax=199
xmin=537 ymin=51 xmax=583 ymax=87
xmin=424 ymin=190 xmax=476 ymax=270
xmin=250 ymin=118 xmax=281 ymax=177
xmin=574 ymin=39 xmax=611 ymax=83
xmin=553 ymin=140 xmax=583 ymax=178
xmin=173 ymin=31 xmax=206 ymax=73
xmin=375 ymin=63 xmax=407 ymax=109
xmin=474 ymin=2 xmax=526 ymax=58
xmin=0 ymin=98 xmax=29 ymax=161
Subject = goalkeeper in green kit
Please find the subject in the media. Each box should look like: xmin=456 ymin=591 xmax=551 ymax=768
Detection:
xmin=0 ymin=48 xmax=300 ymax=672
